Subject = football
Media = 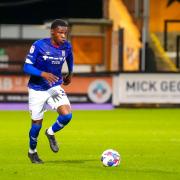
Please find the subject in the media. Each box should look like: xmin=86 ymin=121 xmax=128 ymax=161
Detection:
xmin=101 ymin=149 xmax=120 ymax=167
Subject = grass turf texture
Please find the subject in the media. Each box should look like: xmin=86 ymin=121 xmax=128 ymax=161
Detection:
xmin=0 ymin=109 xmax=180 ymax=180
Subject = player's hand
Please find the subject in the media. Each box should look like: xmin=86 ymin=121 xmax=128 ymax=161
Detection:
xmin=63 ymin=73 xmax=72 ymax=85
xmin=41 ymin=72 xmax=59 ymax=85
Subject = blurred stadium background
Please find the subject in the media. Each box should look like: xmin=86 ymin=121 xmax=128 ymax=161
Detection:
xmin=0 ymin=0 xmax=180 ymax=179
xmin=0 ymin=0 xmax=180 ymax=107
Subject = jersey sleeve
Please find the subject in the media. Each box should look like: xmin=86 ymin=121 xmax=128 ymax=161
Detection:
xmin=24 ymin=41 xmax=42 ymax=76
xmin=66 ymin=46 xmax=74 ymax=73
xmin=25 ymin=42 xmax=39 ymax=64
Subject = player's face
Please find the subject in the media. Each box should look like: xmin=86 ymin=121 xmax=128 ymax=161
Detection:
xmin=51 ymin=26 xmax=68 ymax=46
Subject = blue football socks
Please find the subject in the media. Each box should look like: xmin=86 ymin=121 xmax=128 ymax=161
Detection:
xmin=52 ymin=113 xmax=72 ymax=133
xmin=29 ymin=124 xmax=42 ymax=150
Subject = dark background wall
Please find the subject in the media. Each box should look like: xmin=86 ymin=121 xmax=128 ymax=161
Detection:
xmin=0 ymin=0 xmax=103 ymax=24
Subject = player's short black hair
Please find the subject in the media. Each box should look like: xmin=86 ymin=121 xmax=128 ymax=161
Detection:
xmin=51 ymin=19 xmax=68 ymax=29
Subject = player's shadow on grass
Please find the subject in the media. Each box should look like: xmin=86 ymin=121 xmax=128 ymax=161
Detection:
xmin=46 ymin=159 xmax=97 ymax=164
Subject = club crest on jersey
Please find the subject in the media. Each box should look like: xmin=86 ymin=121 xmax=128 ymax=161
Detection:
xmin=62 ymin=50 xmax=65 ymax=57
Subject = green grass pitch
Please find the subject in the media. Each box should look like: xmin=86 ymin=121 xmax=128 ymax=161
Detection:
xmin=0 ymin=109 xmax=180 ymax=180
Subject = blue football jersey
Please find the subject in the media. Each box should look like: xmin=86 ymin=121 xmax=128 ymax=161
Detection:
xmin=25 ymin=38 xmax=73 ymax=90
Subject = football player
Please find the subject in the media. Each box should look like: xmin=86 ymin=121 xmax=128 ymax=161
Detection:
xmin=23 ymin=19 xmax=73 ymax=163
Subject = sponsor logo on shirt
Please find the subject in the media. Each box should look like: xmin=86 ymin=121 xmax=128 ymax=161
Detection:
xmin=42 ymin=55 xmax=65 ymax=62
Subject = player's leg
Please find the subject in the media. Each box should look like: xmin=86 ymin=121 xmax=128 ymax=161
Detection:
xmin=28 ymin=119 xmax=44 ymax=163
xmin=45 ymin=86 xmax=72 ymax=152
xmin=50 ymin=105 xmax=72 ymax=133
xmin=28 ymin=88 xmax=48 ymax=163
xmin=45 ymin=105 xmax=72 ymax=152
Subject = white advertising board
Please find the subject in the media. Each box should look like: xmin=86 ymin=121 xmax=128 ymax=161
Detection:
xmin=113 ymin=73 xmax=180 ymax=105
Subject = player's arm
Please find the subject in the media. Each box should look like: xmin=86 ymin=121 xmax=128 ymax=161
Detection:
xmin=23 ymin=44 xmax=59 ymax=84
xmin=63 ymin=48 xmax=73 ymax=85
xmin=23 ymin=64 xmax=59 ymax=84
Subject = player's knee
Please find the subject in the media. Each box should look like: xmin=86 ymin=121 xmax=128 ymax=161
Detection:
xmin=57 ymin=113 xmax=72 ymax=126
